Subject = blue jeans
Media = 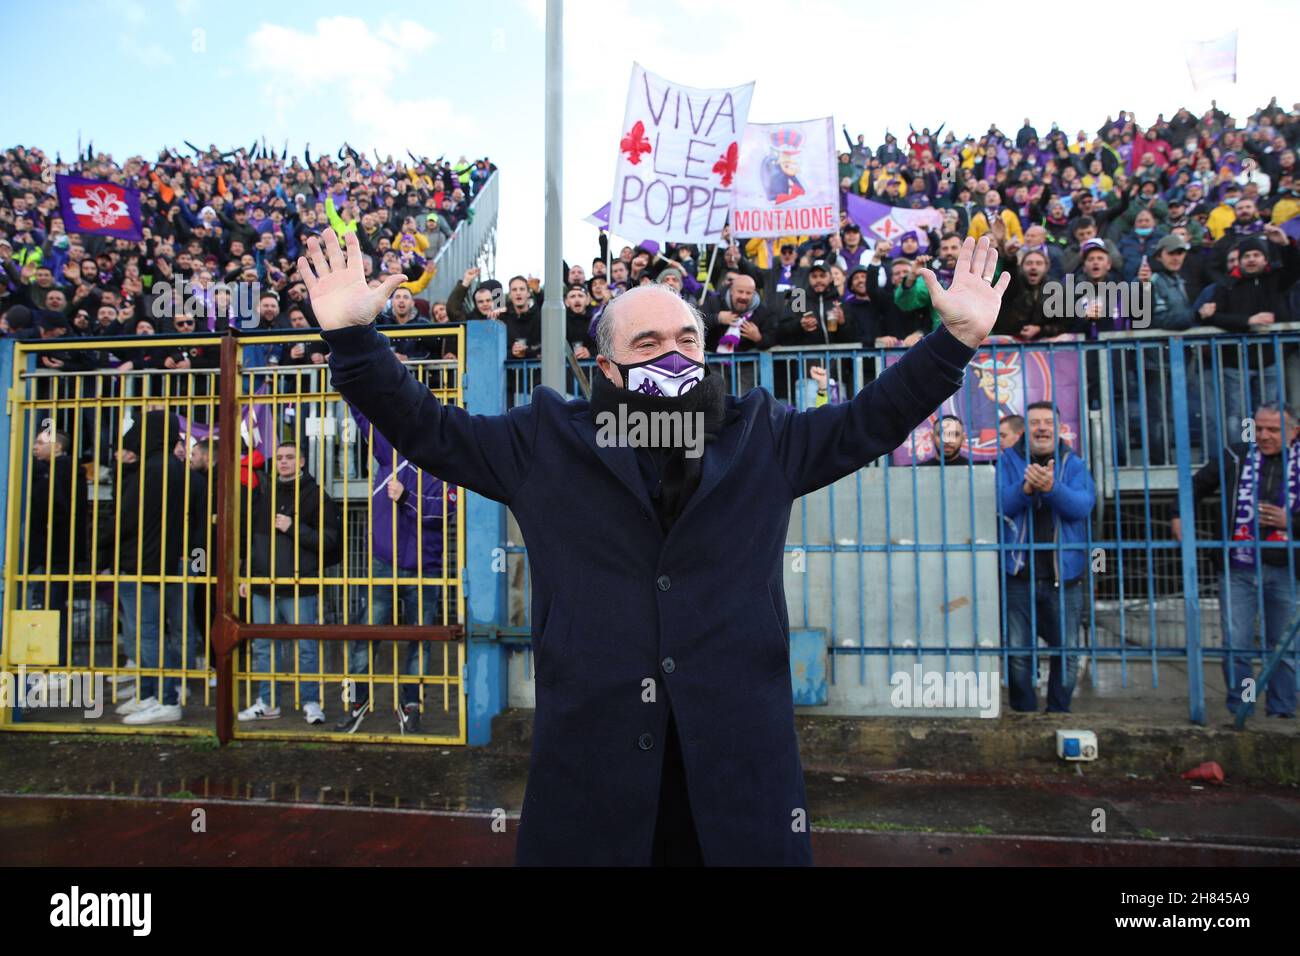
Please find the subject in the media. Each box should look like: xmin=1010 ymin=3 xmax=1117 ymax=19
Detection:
xmin=347 ymin=558 xmax=443 ymax=707
xmin=1220 ymin=565 xmax=1298 ymax=717
xmin=1006 ymin=576 xmax=1084 ymax=713
xmin=249 ymin=593 xmax=321 ymax=707
xmin=166 ymin=557 xmax=206 ymax=671
xmin=119 ymin=582 xmax=181 ymax=704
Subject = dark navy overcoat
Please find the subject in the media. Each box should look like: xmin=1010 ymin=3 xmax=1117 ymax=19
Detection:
xmin=324 ymin=322 xmax=976 ymax=865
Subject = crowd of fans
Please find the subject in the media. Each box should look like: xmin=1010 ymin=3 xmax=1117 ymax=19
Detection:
xmin=6 ymin=99 xmax=1300 ymax=725
xmin=432 ymin=98 xmax=1299 ymax=365
xmin=4 ymin=100 xmax=1297 ymax=369
xmin=0 ymin=140 xmax=495 ymax=367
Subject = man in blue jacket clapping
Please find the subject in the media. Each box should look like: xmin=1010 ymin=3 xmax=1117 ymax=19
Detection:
xmin=999 ymin=401 xmax=1097 ymax=713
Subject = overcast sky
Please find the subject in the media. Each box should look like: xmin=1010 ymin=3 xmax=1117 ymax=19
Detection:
xmin=10 ymin=0 xmax=1298 ymax=280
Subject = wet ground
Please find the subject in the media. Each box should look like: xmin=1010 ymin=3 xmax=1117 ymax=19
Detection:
xmin=5 ymin=794 xmax=1296 ymax=866
xmin=2 ymin=732 xmax=1298 ymax=865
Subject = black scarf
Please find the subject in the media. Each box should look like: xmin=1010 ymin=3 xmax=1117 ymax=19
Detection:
xmin=589 ymin=366 xmax=727 ymax=533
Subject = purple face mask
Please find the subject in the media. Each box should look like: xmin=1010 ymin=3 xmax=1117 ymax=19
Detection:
xmin=615 ymin=350 xmax=704 ymax=397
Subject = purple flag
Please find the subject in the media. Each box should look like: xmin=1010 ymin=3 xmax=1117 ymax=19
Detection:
xmin=174 ymin=383 xmax=274 ymax=458
xmin=56 ymin=175 xmax=143 ymax=240
xmin=888 ymin=341 xmax=1082 ymax=465
xmin=583 ymin=202 xmax=662 ymax=258
xmin=174 ymin=411 xmax=214 ymax=443
xmin=845 ymin=193 xmax=943 ymax=252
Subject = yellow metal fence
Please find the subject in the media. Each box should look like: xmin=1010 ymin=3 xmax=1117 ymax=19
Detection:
xmin=0 ymin=326 xmax=466 ymax=745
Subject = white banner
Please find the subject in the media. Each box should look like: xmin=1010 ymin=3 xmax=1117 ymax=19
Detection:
xmin=610 ymin=63 xmax=754 ymax=244
xmin=1185 ymin=30 xmax=1237 ymax=91
xmin=731 ymin=117 xmax=838 ymax=238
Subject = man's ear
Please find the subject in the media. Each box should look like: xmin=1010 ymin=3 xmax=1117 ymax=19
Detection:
xmin=595 ymin=354 xmax=621 ymax=388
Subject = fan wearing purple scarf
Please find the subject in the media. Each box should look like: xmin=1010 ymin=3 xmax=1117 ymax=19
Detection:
xmin=1174 ymin=402 xmax=1300 ymax=718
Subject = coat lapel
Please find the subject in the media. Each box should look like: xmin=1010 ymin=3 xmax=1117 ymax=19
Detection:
xmin=570 ymin=405 xmax=747 ymax=519
xmin=571 ymin=412 xmax=653 ymax=512
xmin=675 ymin=407 xmax=745 ymax=525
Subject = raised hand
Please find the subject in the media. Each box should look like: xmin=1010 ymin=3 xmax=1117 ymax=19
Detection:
xmin=919 ymin=235 xmax=1010 ymax=348
xmin=297 ymin=228 xmax=406 ymax=331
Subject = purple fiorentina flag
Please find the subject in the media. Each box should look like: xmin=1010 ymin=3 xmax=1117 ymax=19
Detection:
xmin=888 ymin=339 xmax=1082 ymax=465
xmin=1281 ymin=217 xmax=1300 ymax=245
xmin=174 ymin=385 xmax=273 ymax=458
xmin=583 ymin=202 xmax=662 ymax=258
xmin=845 ymin=193 xmax=943 ymax=252
xmin=56 ymin=175 xmax=143 ymax=240
xmin=174 ymin=411 xmax=214 ymax=443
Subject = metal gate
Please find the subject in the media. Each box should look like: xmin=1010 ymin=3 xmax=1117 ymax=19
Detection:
xmin=0 ymin=326 xmax=467 ymax=745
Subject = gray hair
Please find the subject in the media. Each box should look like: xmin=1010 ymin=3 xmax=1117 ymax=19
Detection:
xmin=1256 ymin=401 xmax=1298 ymax=425
xmin=595 ymin=284 xmax=706 ymax=359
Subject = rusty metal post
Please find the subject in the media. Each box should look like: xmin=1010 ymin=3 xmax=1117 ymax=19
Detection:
xmin=213 ymin=333 xmax=240 ymax=744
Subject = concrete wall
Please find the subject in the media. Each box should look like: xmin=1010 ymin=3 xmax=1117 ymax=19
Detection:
xmin=505 ymin=464 xmax=1002 ymax=718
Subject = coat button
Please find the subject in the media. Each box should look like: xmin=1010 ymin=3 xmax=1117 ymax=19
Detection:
xmin=656 ymin=574 xmax=671 ymax=591
xmin=640 ymin=508 xmax=651 ymax=521
xmin=661 ymin=657 xmax=675 ymax=674
xmin=637 ymin=733 xmax=654 ymax=750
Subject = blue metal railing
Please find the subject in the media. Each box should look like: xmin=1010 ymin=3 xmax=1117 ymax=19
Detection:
xmin=421 ymin=172 xmax=499 ymax=305
xmin=494 ymin=326 xmax=1300 ymax=723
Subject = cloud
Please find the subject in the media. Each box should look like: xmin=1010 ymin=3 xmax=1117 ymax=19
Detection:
xmin=242 ymin=17 xmax=475 ymax=153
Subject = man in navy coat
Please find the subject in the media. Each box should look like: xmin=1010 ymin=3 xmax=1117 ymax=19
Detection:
xmin=299 ymin=227 xmax=1009 ymax=866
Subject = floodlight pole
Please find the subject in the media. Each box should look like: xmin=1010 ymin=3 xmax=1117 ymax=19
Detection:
xmin=541 ymin=0 xmax=565 ymax=391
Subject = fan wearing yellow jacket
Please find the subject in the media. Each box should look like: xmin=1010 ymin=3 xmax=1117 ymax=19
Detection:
xmin=967 ymin=193 xmax=1024 ymax=245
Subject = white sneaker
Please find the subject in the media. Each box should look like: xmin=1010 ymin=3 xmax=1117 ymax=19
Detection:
xmin=116 ymin=695 xmax=157 ymax=716
xmin=238 ymin=699 xmax=281 ymax=721
xmin=123 ymin=702 xmax=183 ymax=725
xmin=303 ymin=702 xmax=325 ymax=725
xmin=110 ymin=662 xmax=138 ymax=685
xmin=45 ymin=671 xmax=67 ymax=690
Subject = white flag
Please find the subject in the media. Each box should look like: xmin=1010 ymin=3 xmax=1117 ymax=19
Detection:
xmin=731 ymin=118 xmax=839 ymax=238
xmin=610 ymin=63 xmax=754 ymax=244
xmin=1185 ymin=30 xmax=1237 ymax=92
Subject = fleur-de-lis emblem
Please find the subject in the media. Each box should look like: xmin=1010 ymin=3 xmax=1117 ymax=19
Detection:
xmin=83 ymin=187 xmax=128 ymax=227
xmin=620 ymin=121 xmax=652 ymax=166
xmin=713 ymin=142 xmax=739 ymax=187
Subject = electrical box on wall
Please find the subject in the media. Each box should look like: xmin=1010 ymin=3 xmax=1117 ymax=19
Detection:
xmin=1056 ymin=729 xmax=1098 ymax=761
